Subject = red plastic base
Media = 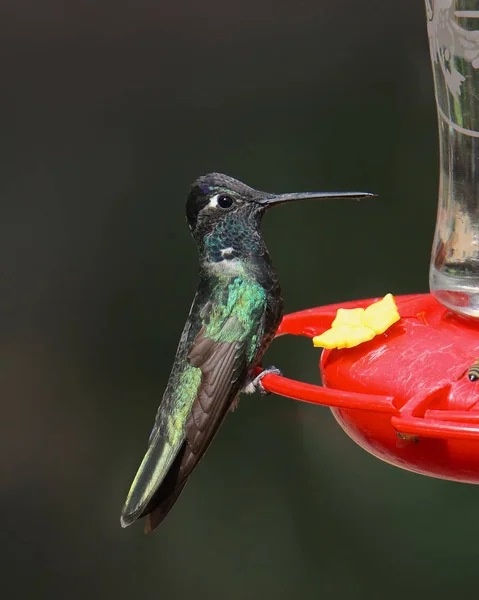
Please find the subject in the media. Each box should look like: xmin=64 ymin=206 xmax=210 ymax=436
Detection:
xmin=260 ymin=294 xmax=479 ymax=483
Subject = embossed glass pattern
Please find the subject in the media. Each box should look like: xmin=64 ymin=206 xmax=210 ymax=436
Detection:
xmin=428 ymin=1 xmax=479 ymax=317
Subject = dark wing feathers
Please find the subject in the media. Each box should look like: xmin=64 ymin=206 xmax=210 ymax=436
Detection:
xmin=122 ymin=277 xmax=267 ymax=532
xmin=185 ymin=335 xmax=246 ymax=455
xmin=145 ymin=335 xmax=249 ymax=531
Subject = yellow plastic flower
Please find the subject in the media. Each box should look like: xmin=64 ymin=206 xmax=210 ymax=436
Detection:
xmin=313 ymin=294 xmax=400 ymax=349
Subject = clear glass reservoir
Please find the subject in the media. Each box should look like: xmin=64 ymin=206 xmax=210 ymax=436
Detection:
xmin=427 ymin=1 xmax=479 ymax=318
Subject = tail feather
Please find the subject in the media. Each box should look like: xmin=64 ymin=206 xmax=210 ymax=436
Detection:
xmin=120 ymin=430 xmax=180 ymax=528
xmin=144 ymin=481 xmax=188 ymax=534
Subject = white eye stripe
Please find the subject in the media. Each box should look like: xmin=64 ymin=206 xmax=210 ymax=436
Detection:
xmin=207 ymin=193 xmax=235 ymax=210
xmin=208 ymin=194 xmax=220 ymax=209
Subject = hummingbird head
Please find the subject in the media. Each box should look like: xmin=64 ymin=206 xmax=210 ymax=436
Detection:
xmin=186 ymin=172 xmax=374 ymax=265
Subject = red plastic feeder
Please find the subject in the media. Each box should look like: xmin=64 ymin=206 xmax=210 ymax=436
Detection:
xmin=260 ymin=293 xmax=479 ymax=484
xmin=257 ymin=4 xmax=479 ymax=486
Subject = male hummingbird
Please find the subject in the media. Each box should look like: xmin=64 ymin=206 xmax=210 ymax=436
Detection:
xmin=121 ymin=173 xmax=372 ymax=533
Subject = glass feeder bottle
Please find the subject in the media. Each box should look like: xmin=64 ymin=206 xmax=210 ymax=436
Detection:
xmin=427 ymin=1 xmax=479 ymax=318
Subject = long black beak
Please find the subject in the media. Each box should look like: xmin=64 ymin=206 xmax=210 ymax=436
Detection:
xmin=258 ymin=191 xmax=376 ymax=206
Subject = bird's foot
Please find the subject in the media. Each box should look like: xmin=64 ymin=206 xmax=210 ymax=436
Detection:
xmin=243 ymin=366 xmax=283 ymax=396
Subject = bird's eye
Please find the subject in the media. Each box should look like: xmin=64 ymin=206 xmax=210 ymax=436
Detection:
xmin=217 ymin=194 xmax=234 ymax=209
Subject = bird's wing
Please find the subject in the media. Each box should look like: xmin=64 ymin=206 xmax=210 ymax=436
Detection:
xmin=121 ymin=277 xmax=267 ymax=530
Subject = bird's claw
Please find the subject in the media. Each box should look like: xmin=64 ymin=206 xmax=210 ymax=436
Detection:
xmin=244 ymin=366 xmax=283 ymax=395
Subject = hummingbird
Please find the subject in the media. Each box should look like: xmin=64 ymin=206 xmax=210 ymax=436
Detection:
xmin=121 ymin=173 xmax=373 ymax=533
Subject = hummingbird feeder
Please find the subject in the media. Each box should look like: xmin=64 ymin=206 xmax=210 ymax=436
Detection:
xmin=260 ymin=1 xmax=479 ymax=483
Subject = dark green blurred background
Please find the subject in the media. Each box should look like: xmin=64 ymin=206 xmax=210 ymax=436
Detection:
xmin=3 ymin=1 xmax=476 ymax=599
